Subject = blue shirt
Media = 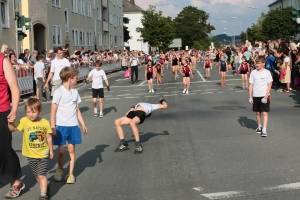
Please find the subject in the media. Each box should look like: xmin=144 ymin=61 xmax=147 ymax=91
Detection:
xmin=34 ymin=61 xmax=45 ymax=78
xmin=265 ymin=56 xmax=275 ymax=71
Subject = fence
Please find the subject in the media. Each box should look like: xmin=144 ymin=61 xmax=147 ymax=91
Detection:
xmin=17 ymin=59 xmax=122 ymax=96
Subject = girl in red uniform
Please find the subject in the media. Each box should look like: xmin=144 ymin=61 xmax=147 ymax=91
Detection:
xmin=238 ymin=56 xmax=250 ymax=90
xmin=181 ymin=58 xmax=192 ymax=94
xmin=203 ymin=55 xmax=211 ymax=79
xmin=155 ymin=61 xmax=163 ymax=85
xmin=145 ymin=60 xmax=154 ymax=93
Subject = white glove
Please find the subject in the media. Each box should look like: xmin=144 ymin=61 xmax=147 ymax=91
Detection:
xmin=261 ymin=97 xmax=267 ymax=104
xmin=249 ymin=98 xmax=253 ymax=104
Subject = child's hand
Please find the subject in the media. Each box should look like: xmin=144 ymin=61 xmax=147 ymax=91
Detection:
xmin=49 ymin=151 xmax=54 ymax=159
xmin=51 ymin=128 xmax=57 ymax=138
xmin=82 ymin=126 xmax=88 ymax=135
xmin=7 ymin=113 xmax=16 ymax=123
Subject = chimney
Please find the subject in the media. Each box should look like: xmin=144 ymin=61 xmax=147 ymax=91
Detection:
xmin=130 ymin=0 xmax=135 ymax=5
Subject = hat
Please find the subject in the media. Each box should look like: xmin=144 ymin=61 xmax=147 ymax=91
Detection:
xmin=290 ymin=43 xmax=297 ymax=51
xmin=296 ymin=43 xmax=300 ymax=48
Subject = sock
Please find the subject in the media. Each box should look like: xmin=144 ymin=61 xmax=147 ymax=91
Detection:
xmin=40 ymin=192 xmax=47 ymax=196
xmin=135 ymin=141 xmax=141 ymax=146
xmin=262 ymin=127 xmax=266 ymax=132
xmin=94 ymin=107 xmax=97 ymax=113
xmin=100 ymin=110 xmax=103 ymax=114
xmin=120 ymin=139 xmax=126 ymax=144
xmin=258 ymin=124 xmax=262 ymax=128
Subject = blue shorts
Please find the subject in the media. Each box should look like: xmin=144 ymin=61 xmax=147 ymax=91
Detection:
xmin=53 ymin=126 xmax=82 ymax=145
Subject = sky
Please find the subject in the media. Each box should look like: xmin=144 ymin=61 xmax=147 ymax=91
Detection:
xmin=135 ymin=0 xmax=275 ymax=37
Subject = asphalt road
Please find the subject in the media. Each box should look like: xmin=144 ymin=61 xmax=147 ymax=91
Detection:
xmin=1 ymin=62 xmax=300 ymax=200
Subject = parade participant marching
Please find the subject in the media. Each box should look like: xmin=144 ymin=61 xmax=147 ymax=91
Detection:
xmin=51 ymin=67 xmax=87 ymax=184
xmin=181 ymin=58 xmax=192 ymax=94
xmin=238 ymin=56 xmax=250 ymax=90
xmin=155 ymin=60 xmax=163 ymax=85
xmin=144 ymin=60 xmax=154 ymax=93
xmin=8 ymin=98 xmax=53 ymax=200
xmin=203 ymin=55 xmax=211 ymax=79
xmin=114 ymin=98 xmax=168 ymax=154
xmin=249 ymin=55 xmax=273 ymax=137
xmin=219 ymin=55 xmax=228 ymax=87
xmin=171 ymin=52 xmax=179 ymax=79
xmin=86 ymin=60 xmax=110 ymax=118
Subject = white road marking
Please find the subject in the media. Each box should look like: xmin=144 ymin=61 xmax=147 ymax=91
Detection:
xmin=236 ymin=90 xmax=245 ymax=92
xmin=192 ymin=90 xmax=202 ymax=92
xmin=201 ymin=191 xmax=244 ymax=199
xmin=154 ymin=92 xmax=169 ymax=94
xmin=139 ymin=80 xmax=146 ymax=85
xmin=201 ymin=92 xmax=214 ymax=94
xmin=119 ymin=90 xmax=130 ymax=92
xmin=165 ymin=87 xmax=176 ymax=89
xmin=197 ymin=70 xmax=206 ymax=82
xmin=144 ymin=95 xmax=159 ymax=97
xmin=197 ymin=85 xmax=207 ymax=87
xmin=192 ymin=187 xmax=204 ymax=192
xmin=125 ymin=96 xmax=141 ymax=98
xmin=182 ymin=93 xmax=196 ymax=95
xmin=134 ymin=88 xmax=146 ymax=90
xmin=218 ymin=92 xmax=226 ymax=93
xmin=106 ymin=98 xmax=120 ymax=100
xmin=117 ymin=94 xmax=132 ymax=96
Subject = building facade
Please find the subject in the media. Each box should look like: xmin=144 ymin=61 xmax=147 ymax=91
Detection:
xmin=0 ymin=0 xmax=124 ymax=55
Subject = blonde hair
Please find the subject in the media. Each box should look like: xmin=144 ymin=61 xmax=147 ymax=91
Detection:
xmin=1 ymin=44 xmax=8 ymax=54
xmin=59 ymin=67 xmax=79 ymax=82
xmin=25 ymin=98 xmax=42 ymax=112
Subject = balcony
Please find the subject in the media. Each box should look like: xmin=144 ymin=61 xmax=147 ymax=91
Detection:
xmin=103 ymin=21 xmax=108 ymax=31
xmin=102 ymin=0 xmax=107 ymax=8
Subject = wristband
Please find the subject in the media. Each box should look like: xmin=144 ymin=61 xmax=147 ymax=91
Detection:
xmin=159 ymin=98 xmax=166 ymax=104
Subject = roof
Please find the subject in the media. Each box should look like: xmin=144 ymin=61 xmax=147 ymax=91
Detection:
xmin=268 ymin=0 xmax=282 ymax=7
xmin=123 ymin=0 xmax=143 ymax=13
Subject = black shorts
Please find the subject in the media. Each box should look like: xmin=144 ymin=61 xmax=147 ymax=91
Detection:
xmin=253 ymin=96 xmax=270 ymax=112
xmin=147 ymin=73 xmax=153 ymax=80
xmin=28 ymin=157 xmax=49 ymax=177
xmin=205 ymin=66 xmax=210 ymax=68
xmin=92 ymin=88 xmax=104 ymax=98
xmin=184 ymin=73 xmax=190 ymax=77
xmin=240 ymin=70 xmax=248 ymax=74
xmin=126 ymin=110 xmax=146 ymax=124
xmin=220 ymin=67 xmax=227 ymax=72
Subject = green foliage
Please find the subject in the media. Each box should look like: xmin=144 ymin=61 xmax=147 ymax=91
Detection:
xmin=173 ymin=6 xmax=215 ymax=49
xmin=136 ymin=6 xmax=175 ymax=51
xmin=193 ymin=36 xmax=210 ymax=50
xmin=211 ymin=36 xmax=222 ymax=49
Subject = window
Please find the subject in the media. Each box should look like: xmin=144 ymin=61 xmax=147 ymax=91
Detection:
xmin=82 ymin=0 xmax=85 ymax=15
xmin=53 ymin=26 xmax=62 ymax=46
xmin=113 ymin=15 xmax=117 ymax=27
xmin=1 ymin=0 xmax=9 ymax=28
xmin=93 ymin=0 xmax=95 ymax=9
xmin=110 ymin=34 xmax=114 ymax=47
xmin=98 ymin=32 xmax=102 ymax=46
xmin=71 ymin=0 xmax=77 ymax=12
xmin=103 ymin=33 xmax=107 ymax=46
xmin=97 ymin=7 xmax=102 ymax=20
xmin=119 ymin=16 xmax=122 ymax=27
xmin=52 ymin=0 xmax=60 ymax=8
xmin=78 ymin=0 xmax=82 ymax=14
xmin=94 ymin=18 xmax=96 ymax=35
xmin=64 ymin=9 xmax=69 ymax=33
xmin=72 ymin=29 xmax=79 ymax=46
xmin=119 ymin=0 xmax=122 ymax=7
xmin=87 ymin=31 xmax=92 ymax=46
xmin=80 ymin=30 xmax=86 ymax=46
xmin=109 ymin=12 xmax=113 ymax=24
xmin=113 ymin=0 xmax=116 ymax=6
xmin=86 ymin=1 xmax=91 ymax=17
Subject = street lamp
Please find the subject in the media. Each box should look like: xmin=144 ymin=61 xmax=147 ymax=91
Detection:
xmin=246 ymin=6 xmax=267 ymax=11
xmin=231 ymin=17 xmax=245 ymax=46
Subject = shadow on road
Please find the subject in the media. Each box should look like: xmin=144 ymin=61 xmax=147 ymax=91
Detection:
xmin=238 ymin=116 xmax=257 ymax=130
xmin=127 ymin=131 xmax=169 ymax=144
xmin=79 ymin=106 xmax=89 ymax=113
xmin=103 ymin=107 xmax=117 ymax=115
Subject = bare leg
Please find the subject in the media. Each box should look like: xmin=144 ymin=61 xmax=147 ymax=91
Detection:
xmin=114 ymin=117 xmax=132 ymax=140
xmin=68 ymin=144 xmax=75 ymax=175
xmin=262 ymin=112 xmax=268 ymax=129
xmin=129 ymin=117 xmax=141 ymax=142
xmin=57 ymin=146 xmax=66 ymax=170
xmin=256 ymin=112 xmax=261 ymax=126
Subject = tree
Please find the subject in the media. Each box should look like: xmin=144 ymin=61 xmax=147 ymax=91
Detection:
xmin=211 ymin=36 xmax=222 ymax=49
xmin=261 ymin=7 xmax=298 ymax=40
xmin=136 ymin=6 xmax=175 ymax=51
xmin=173 ymin=6 xmax=215 ymax=49
xmin=123 ymin=26 xmax=130 ymax=43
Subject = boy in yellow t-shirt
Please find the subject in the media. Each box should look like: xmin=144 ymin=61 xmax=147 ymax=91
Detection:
xmin=8 ymin=98 xmax=53 ymax=200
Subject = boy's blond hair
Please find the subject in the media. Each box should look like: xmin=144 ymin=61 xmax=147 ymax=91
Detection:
xmin=25 ymin=98 xmax=42 ymax=112
xmin=255 ymin=55 xmax=266 ymax=63
xmin=60 ymin=67 xmax=79 ymax=82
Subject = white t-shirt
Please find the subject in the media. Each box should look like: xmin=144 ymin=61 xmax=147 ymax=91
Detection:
xmin=284 ymin=56 xmax=290 ymax=65
xmin=135 ymin=103 xmax=159 ymax=116
xmin=34 ymin=61 xmax=45 ymax=79
xmin=249 ymin=69 xmax=273 ymax=97
xmin=52 ymin=86 xmax=81 ymax=126
xmin=130 ymin=57 xmax=138 ymax=66
xmin=50 ymin=58 xmax=70 ymax=81
xmin=88 ymin=69 xmax=107 ymax=89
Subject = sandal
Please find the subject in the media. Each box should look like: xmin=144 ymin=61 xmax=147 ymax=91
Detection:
xmin=284 ymin=90 xmax=290 ymax=93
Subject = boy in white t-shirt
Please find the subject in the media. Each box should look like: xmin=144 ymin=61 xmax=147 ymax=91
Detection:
xmin=86 ymin=60 xmax=110 ymax=118
xmin=249 ymin=55 xmax=273 ymax=137
xmin=114 ymin=98 xmax=167 ymax=154
xmin=51 ymin=67 xmax=87 ymax=184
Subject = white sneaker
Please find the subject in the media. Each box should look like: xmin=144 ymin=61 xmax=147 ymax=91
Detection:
xmin=149 ymin=89 xmax=151 ymax=93
xmin=186 ymin=90 xmax=189 ymax=94
xmin=151 ymin=89 xmax=154 ymax=93
xmin=182 ymin=89 xmax=186 ymax=94
xmin=99 ymin=112 xmax=103 ymax=118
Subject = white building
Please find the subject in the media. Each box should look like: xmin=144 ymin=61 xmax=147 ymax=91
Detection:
xmin=123 ymin=0 xmax=148 ymax=53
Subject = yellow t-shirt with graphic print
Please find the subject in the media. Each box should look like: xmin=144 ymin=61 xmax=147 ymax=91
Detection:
xmin=15 ymin=117 xmax=52 ymax=158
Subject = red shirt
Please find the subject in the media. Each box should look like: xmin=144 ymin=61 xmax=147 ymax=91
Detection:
xmin=0 ymin=54 xmax=11 ymax=112
xmin=183 ymin=65 xmax=190 ymax=73
xmin=146 ymin=65 xmax=153 ymax=73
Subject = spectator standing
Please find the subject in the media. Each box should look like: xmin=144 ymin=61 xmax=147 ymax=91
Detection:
xmin=44 ymin=47 xmax=70 ymax=96
xmin=0 ymin=53 xmax=25 ymax=198
xmin=129 ymin=52 xmax=141 ymax=84
xmin=34 ymin=55 xmax=46 ymax=101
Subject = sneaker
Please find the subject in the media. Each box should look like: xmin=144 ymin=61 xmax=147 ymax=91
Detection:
xmin=94 ymin=113 xmax=98 ymax=117
xmin=182 ymin=89 xmax=186 ymax=94
xmin=54 ymin=169 xmax=63 ymax=182
xmin=277 ymin=89 xmax=283 ymax=92
xmin=65 ymin=174 xmax=76 ymax=184
xmin=114 ymin=143 xmax=129 ymax=152
xmin=134 ymin=145 xmax=143 ymax=154
xmin=99 ymin=113 xmax=103 ymax=118
xmin=39 ymin=194 xmax=48 ymax=200
xmin=186 ymin=90 xmax=189 ymax=94
xmin=5 ymin=181 xmax=25 ymax=199
xmin=255 ymin=127 xmax=262 ymax=134
xmin=261 ymin=131 xmax=267 ymax=137
xmin=149 ymin=89 xmax=151 ymax=93
xmin=151 ymin=89 xmax=154 ymax=93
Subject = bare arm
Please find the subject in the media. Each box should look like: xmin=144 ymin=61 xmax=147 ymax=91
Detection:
xmin=7 ymin=122 xmax=17 ymax=132
xmin=3 ymin=57 xmax=20 ymax=122
xmin=50 ymin=103 xmax=58 ymax=137
xmin=248 ymin=83 xmax=253 ymax=99
xmin=265 ymin=82 xmax=272 ymax=98
xmin=77 ymin=105 xmax=87 ymax=134
xmin=45 ymin=72 xmax=54 ymax=88
xmin=46 ymin=134 xmax=54 ymax=159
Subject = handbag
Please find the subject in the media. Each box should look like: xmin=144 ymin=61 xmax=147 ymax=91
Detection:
xmin=124 ymin=69 xmax=131 ymax=78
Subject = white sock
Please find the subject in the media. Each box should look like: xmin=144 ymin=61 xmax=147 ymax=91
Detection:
xmin=94 ymin=108 xmax=97 ymax=113
xmin=100 ymin=111 xmax=103 ymax=114
xmin=258 ymin=124 xmax=262 ymax=128
xmin=262 ymin=127 xmax=266 ymax=132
